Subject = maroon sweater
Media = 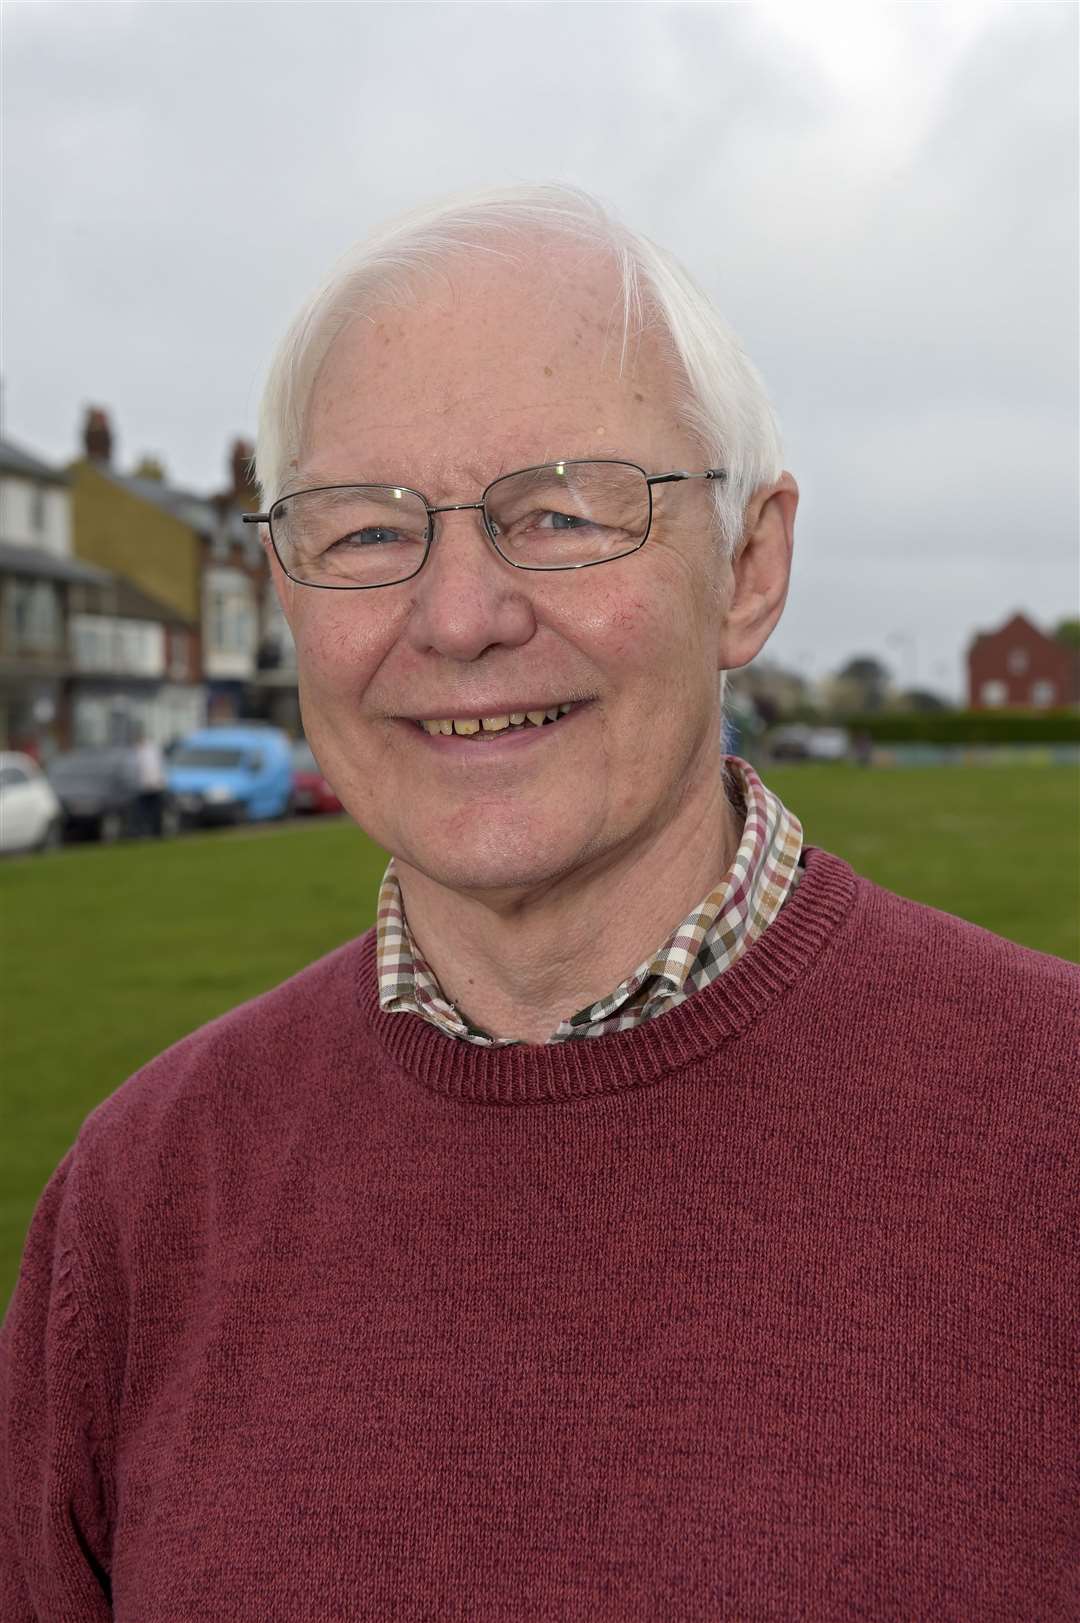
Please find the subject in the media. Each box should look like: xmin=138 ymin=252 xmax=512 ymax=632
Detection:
xmin=2 ymin=849 xmax=1077 ymax=1621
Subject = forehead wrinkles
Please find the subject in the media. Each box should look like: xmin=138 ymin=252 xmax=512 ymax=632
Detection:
xmin=301 ymin=248 xmax=688 ymax=493
xmin=298 ymin=397 xmax=633 ymax=499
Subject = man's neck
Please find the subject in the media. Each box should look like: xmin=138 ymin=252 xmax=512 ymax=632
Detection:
xmin=394 ymin=762 xmax=742 ymax=1045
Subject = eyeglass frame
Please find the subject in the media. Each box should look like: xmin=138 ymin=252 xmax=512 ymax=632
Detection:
xmin=241 ymin=459 xmax=728 ymax=590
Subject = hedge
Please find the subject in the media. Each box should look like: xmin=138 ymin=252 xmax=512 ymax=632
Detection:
xmin=843 ymin=710 xmax=1080 ymax=744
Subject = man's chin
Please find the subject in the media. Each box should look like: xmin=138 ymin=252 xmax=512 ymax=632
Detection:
xmin=393 ymin=827 xmax=596 ymax=905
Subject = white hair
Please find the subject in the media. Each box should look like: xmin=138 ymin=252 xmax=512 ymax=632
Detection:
xmin=255 ymin=184 xmax=783 ymax=556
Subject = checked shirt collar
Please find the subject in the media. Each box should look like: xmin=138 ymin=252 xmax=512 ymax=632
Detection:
xmin=376 ymin=755 xmax=803 ymax=1047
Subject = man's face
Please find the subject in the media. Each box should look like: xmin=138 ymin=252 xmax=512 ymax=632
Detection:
xmin=277 ymin=244 xmax=733 ymax=897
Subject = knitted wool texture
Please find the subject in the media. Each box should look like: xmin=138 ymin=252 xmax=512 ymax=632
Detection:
xmin=2 ymin=849 xmax=1077 ymax=1621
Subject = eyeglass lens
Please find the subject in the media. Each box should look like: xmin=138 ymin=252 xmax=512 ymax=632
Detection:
xmin=270 ymin=462 xmax=651 ymax=587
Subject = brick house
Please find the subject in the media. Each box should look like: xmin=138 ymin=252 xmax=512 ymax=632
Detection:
xmin=0 ymin=433 xmax=202 ymax=753
xmin=967 ymin=612 xmax=1080 ymax=710
xmin=70 ymin=411 xmax=271 ymax=725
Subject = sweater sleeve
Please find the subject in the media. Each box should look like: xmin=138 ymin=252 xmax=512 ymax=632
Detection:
xmin=0 ymin=1151 xmax=114 ymax=1621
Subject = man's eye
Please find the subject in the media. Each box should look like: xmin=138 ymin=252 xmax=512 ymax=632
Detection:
xmin=537 ymin=510 xmax=595 ymax=531
xmin=332 ymin=527 xmax=404 ymax=549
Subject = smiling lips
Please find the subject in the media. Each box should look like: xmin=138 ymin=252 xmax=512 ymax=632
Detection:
xmin=413 ymin=704 xmax=575 ymax=737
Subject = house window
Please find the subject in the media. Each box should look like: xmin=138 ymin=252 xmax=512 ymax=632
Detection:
xmin=209 ymin=583 xmax=254 ymax=653
xmin=228 ymin=598 xmax=252 ymax=653
xmin=72 ymin=615 xmax=111 ymax=671
xmin=980 ymin=680 xmax=1008 ymax=707
xmin=1006 ymin=647 xmax=1029 ymax=674
xmin=1030 ymin=680 xmax=1056 ymax=708
xmin=12 ymin=580 xmax=61 ymax=651
xmin=30 ymin=486 xmax=46 ymax=534
xmin=114 ymin=619 xmax=164 ymax=675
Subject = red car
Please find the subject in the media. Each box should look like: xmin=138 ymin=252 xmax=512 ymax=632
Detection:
xmin=291 ymin=739 xmax=343 ymax=815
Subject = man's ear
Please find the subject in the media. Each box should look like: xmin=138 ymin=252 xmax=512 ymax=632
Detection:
xmin=716 ymin=473 xmax=798 ymax=672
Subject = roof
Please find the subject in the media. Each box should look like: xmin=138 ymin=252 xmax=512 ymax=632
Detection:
xmin=82 ymin=464 xmax=254 ymax=548
xmin=0 ymin=538 xmax=110 ymax=585
xmin=968 ymin=611 xmax=1050 ymax=650
xmin=0 ymin=436 xmax=69 ymax=486
xmin=93 ymin=465 xmax=219 ymax=533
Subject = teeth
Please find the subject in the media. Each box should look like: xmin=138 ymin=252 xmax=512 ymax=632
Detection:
xmin=418 ymin=705 xmax=576 ymax=735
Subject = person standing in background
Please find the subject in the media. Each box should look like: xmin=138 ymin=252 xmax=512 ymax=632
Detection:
xmin=130 ymin=724 xmax=164 ymax=837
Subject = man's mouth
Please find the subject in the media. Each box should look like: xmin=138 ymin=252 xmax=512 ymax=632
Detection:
xmin=411 ymin=703 xmax=575 ymax=738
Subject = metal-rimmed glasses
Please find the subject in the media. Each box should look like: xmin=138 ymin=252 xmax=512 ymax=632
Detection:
xmin=241 ymin=459 xmax=727 ymax=590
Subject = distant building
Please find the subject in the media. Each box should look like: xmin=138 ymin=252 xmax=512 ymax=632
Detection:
xmin=69 ymin=410 xmax=272 ymax=725
xmin=967 ymin=612 xmax=1080 ymax=710
xmin=0 ymin=436 xmax=79 ymax=750
xmin=0 ymin=433 xmax=202 ymax=753
xmin=69 ymin=409 xmax=202 ymax=621
xmin=0 ymin=435 xmax=72 ymax=555
xmin=66 ymin=573 xmax=202 ymax=749
xmin=0 ymin=548 xmax=107 ymax=757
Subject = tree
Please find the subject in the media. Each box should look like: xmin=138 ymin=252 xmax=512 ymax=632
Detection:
xmin=898 ymin=688 xmax=950 ymax=713
xmin=833 ymin=656 xmax=892 ymax=713
xmin=1053 ymin=618 xmax=1080 ymax=649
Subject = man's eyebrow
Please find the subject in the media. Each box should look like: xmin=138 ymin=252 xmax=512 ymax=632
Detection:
xmin=279 ymin=470 xmax=405 ymax=498
xmin=279 ymin=443 xmax=648 ymax=501
xmin=278 ymin=473 xmax=318 ymax=499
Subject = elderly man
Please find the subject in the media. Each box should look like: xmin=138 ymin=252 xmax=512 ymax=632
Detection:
xmin=2 ymin=187 xmax=1076 ymax=1622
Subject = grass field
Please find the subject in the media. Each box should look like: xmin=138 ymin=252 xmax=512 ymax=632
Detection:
xmin=2 ymin=763 xmax=1077 ymax=1303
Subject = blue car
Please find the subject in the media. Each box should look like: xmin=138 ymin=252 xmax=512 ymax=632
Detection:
xmin=167 ymin=726 xmax=294 ymax=827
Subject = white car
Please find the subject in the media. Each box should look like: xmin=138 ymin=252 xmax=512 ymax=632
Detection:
xmin=805 ymin=727 xmax=851 ymax=762
xmin=0 ymin=751 xmax=63 ymax=854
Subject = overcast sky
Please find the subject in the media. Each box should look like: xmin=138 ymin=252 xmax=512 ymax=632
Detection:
xmin=3 ymin=0 xmax=1077 ymax=696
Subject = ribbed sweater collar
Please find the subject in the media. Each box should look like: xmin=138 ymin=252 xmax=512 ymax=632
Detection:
xmin=359 ymin=846 xmax=859 ymax=1106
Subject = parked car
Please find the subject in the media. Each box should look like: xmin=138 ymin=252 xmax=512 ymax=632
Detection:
xmin=0 ymin=751 xmax=63 ymax=854
xmin=805 ymin=726 xmax=851 ymax=762
xmin=767 ymin=724 xmax=813 ymax=762
xmin=767 ymin=724 xmax=851 ymax=763
xmin=46 ymin=747 xmax=180 ymax=842
xmin=167 ymin=726 xmax=294 ymax=826
xmin=291 ymin=739 xmax=343 ymax=815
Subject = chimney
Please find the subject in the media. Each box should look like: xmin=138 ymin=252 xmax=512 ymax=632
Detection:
xmin=83 ymin=407 xmax=113 ymax=463
xmin=133 ymin=455 xmax=166 ymax=483
xmin=230 ymin=438 xmax=257 ymax=501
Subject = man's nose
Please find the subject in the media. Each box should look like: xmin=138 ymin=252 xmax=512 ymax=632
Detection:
xmin=403 ymin=508 xmax=537 ymax=661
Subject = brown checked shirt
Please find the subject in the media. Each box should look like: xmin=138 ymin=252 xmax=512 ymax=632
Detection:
xmin=376 ymin=756 xmax=803 ymax=1046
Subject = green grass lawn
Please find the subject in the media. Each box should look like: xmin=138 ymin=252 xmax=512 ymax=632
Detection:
xmin=2 ymin=763 xmax=1077 ymax=1303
